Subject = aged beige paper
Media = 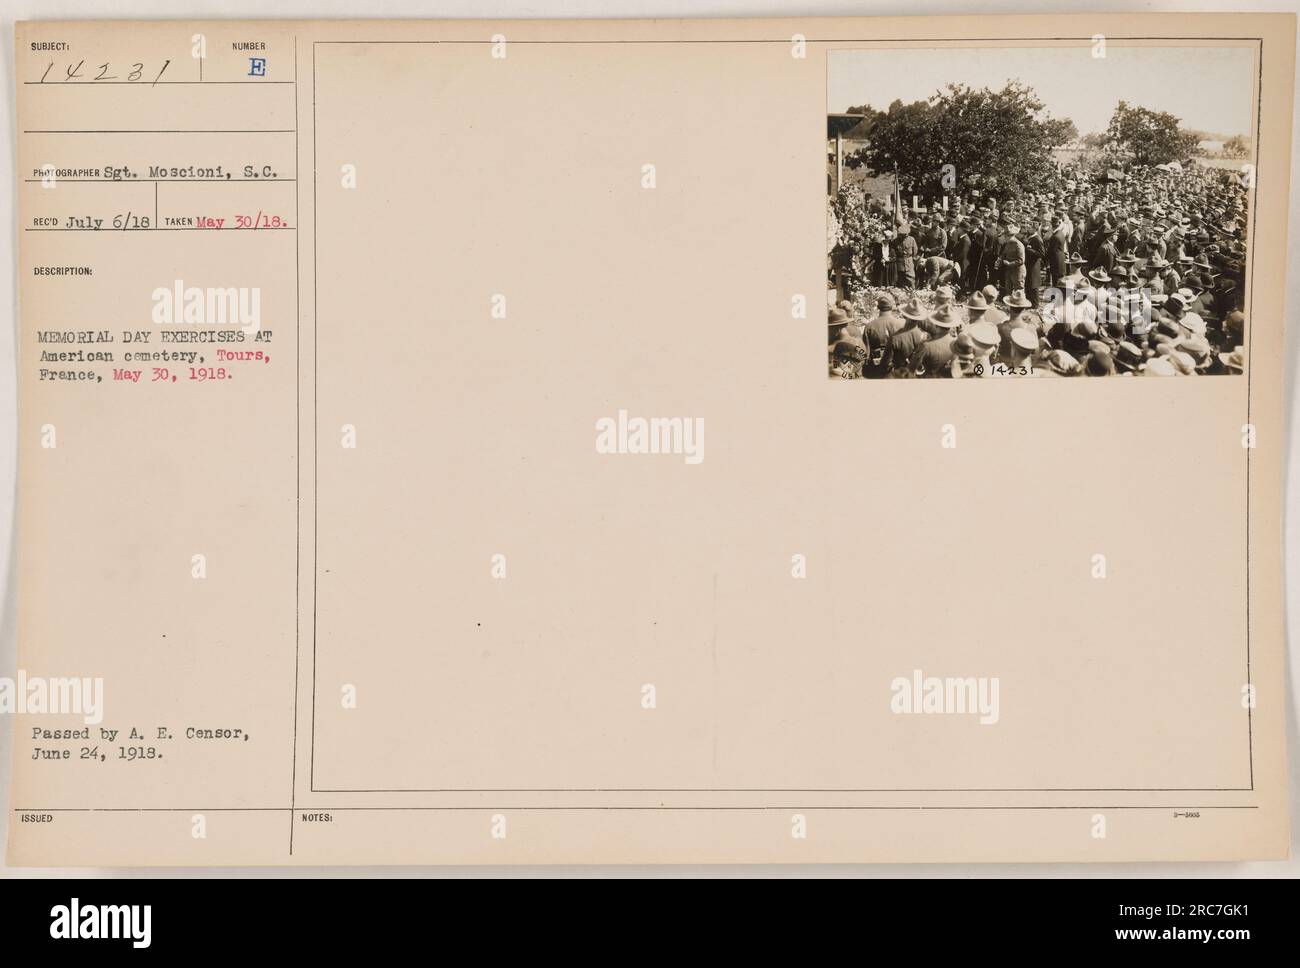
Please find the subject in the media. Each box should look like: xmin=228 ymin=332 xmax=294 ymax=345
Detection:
xmin=8 ymin=14 xmax=1293 ymax=865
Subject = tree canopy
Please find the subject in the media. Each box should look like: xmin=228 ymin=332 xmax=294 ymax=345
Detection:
xmin=1102 ymin=101 xmax=1201 ymax=167
xmin=846 ymin=82 xmax=1075 ymax=201
xmin=843 ymin=84 xmax=1213 ymax=198
xmin=1221 ymin=135 xmax=1250 ymax=159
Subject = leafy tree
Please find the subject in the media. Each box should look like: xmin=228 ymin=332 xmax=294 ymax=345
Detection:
xmin=845 ymin=82 xmax=1072 ymax=202
xmin=1103 ymin=101 xmax=1201 ymax=167
xmin=841 ymin=104 xmax=884 ymax=138
xmin=1045 ymin=118 xmax=1079 ymax=145
xmin=1221 ymin=135 xmax=1250 ymax=159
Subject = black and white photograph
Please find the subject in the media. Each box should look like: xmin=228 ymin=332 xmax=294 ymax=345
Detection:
xmin=827 ymin=44 xmax=1257 ymax=378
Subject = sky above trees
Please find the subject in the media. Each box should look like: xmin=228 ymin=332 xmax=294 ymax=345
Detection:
xmin=827 ymin=45 xmax=1254 ymax=138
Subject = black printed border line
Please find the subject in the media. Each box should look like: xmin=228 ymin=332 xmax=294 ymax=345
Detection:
xmin=12 ymin=805 xmax=1261 ymax=812
xmin=298 ymin=37 xmax=1262 ymax=803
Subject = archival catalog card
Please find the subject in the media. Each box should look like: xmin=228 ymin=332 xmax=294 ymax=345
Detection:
xmin=8 ymin=13 xmax=1294 ymax=865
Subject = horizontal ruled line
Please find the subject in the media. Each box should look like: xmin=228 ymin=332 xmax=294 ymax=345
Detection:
xmin=13 ymin=805 xmax=1262 ymax=812
xmin=25 ymin=80 xmax=294 ymax=85
xmin=24 ymin=129 xmax=294 ymax=134
xmin=25 ymin=226 xmax=295 ymax=232
xmin=23 ymin=178 xmax=297 ymax=183
xmin=311 ymin=786 xmax=1258 ymax=794
xmin=313 ymin=36 xmax=1266 ymax=44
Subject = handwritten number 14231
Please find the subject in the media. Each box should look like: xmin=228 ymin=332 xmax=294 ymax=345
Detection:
xmin=39 ymin=59 xmax=171 ymax=85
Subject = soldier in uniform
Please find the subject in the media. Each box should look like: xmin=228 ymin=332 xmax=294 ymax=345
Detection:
xmin=997 ymin=290 xmax=1034 ymax=358
xmin=967 ymin=321 xmax=1000 ymax=375
xmin=1092 ymin=226 xmax=1120 ymax=276
xmin=889 ymin=297 xmax=931 ymax=377
xmin=997 ymin=326 xmax=1041 ymax=374
xmin=909 ymin=306 xmax=960 ymax=377
xmin=995 ymin=224 xmax=1026 ymax=295
xmin=921 ymin=255 xmax=962 ymax=290
xmin=948 ymin=217 xmax=972 ymax=283
xmin=919 ymin=213 xmax=948 ymax=259
xmin=862 ymin=295 xmax=904 ymax=379
xmin=894 ymin=224 xmax=919 ymax=289
xmin=1024 ymin=223 xmax=1048 ymax=305
xmin=1046 ymin=221 xmax=1070 ymax=287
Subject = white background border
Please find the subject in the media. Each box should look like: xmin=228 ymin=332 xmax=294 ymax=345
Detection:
xmin=0 ymin=0 xmax=1295 ymax=877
